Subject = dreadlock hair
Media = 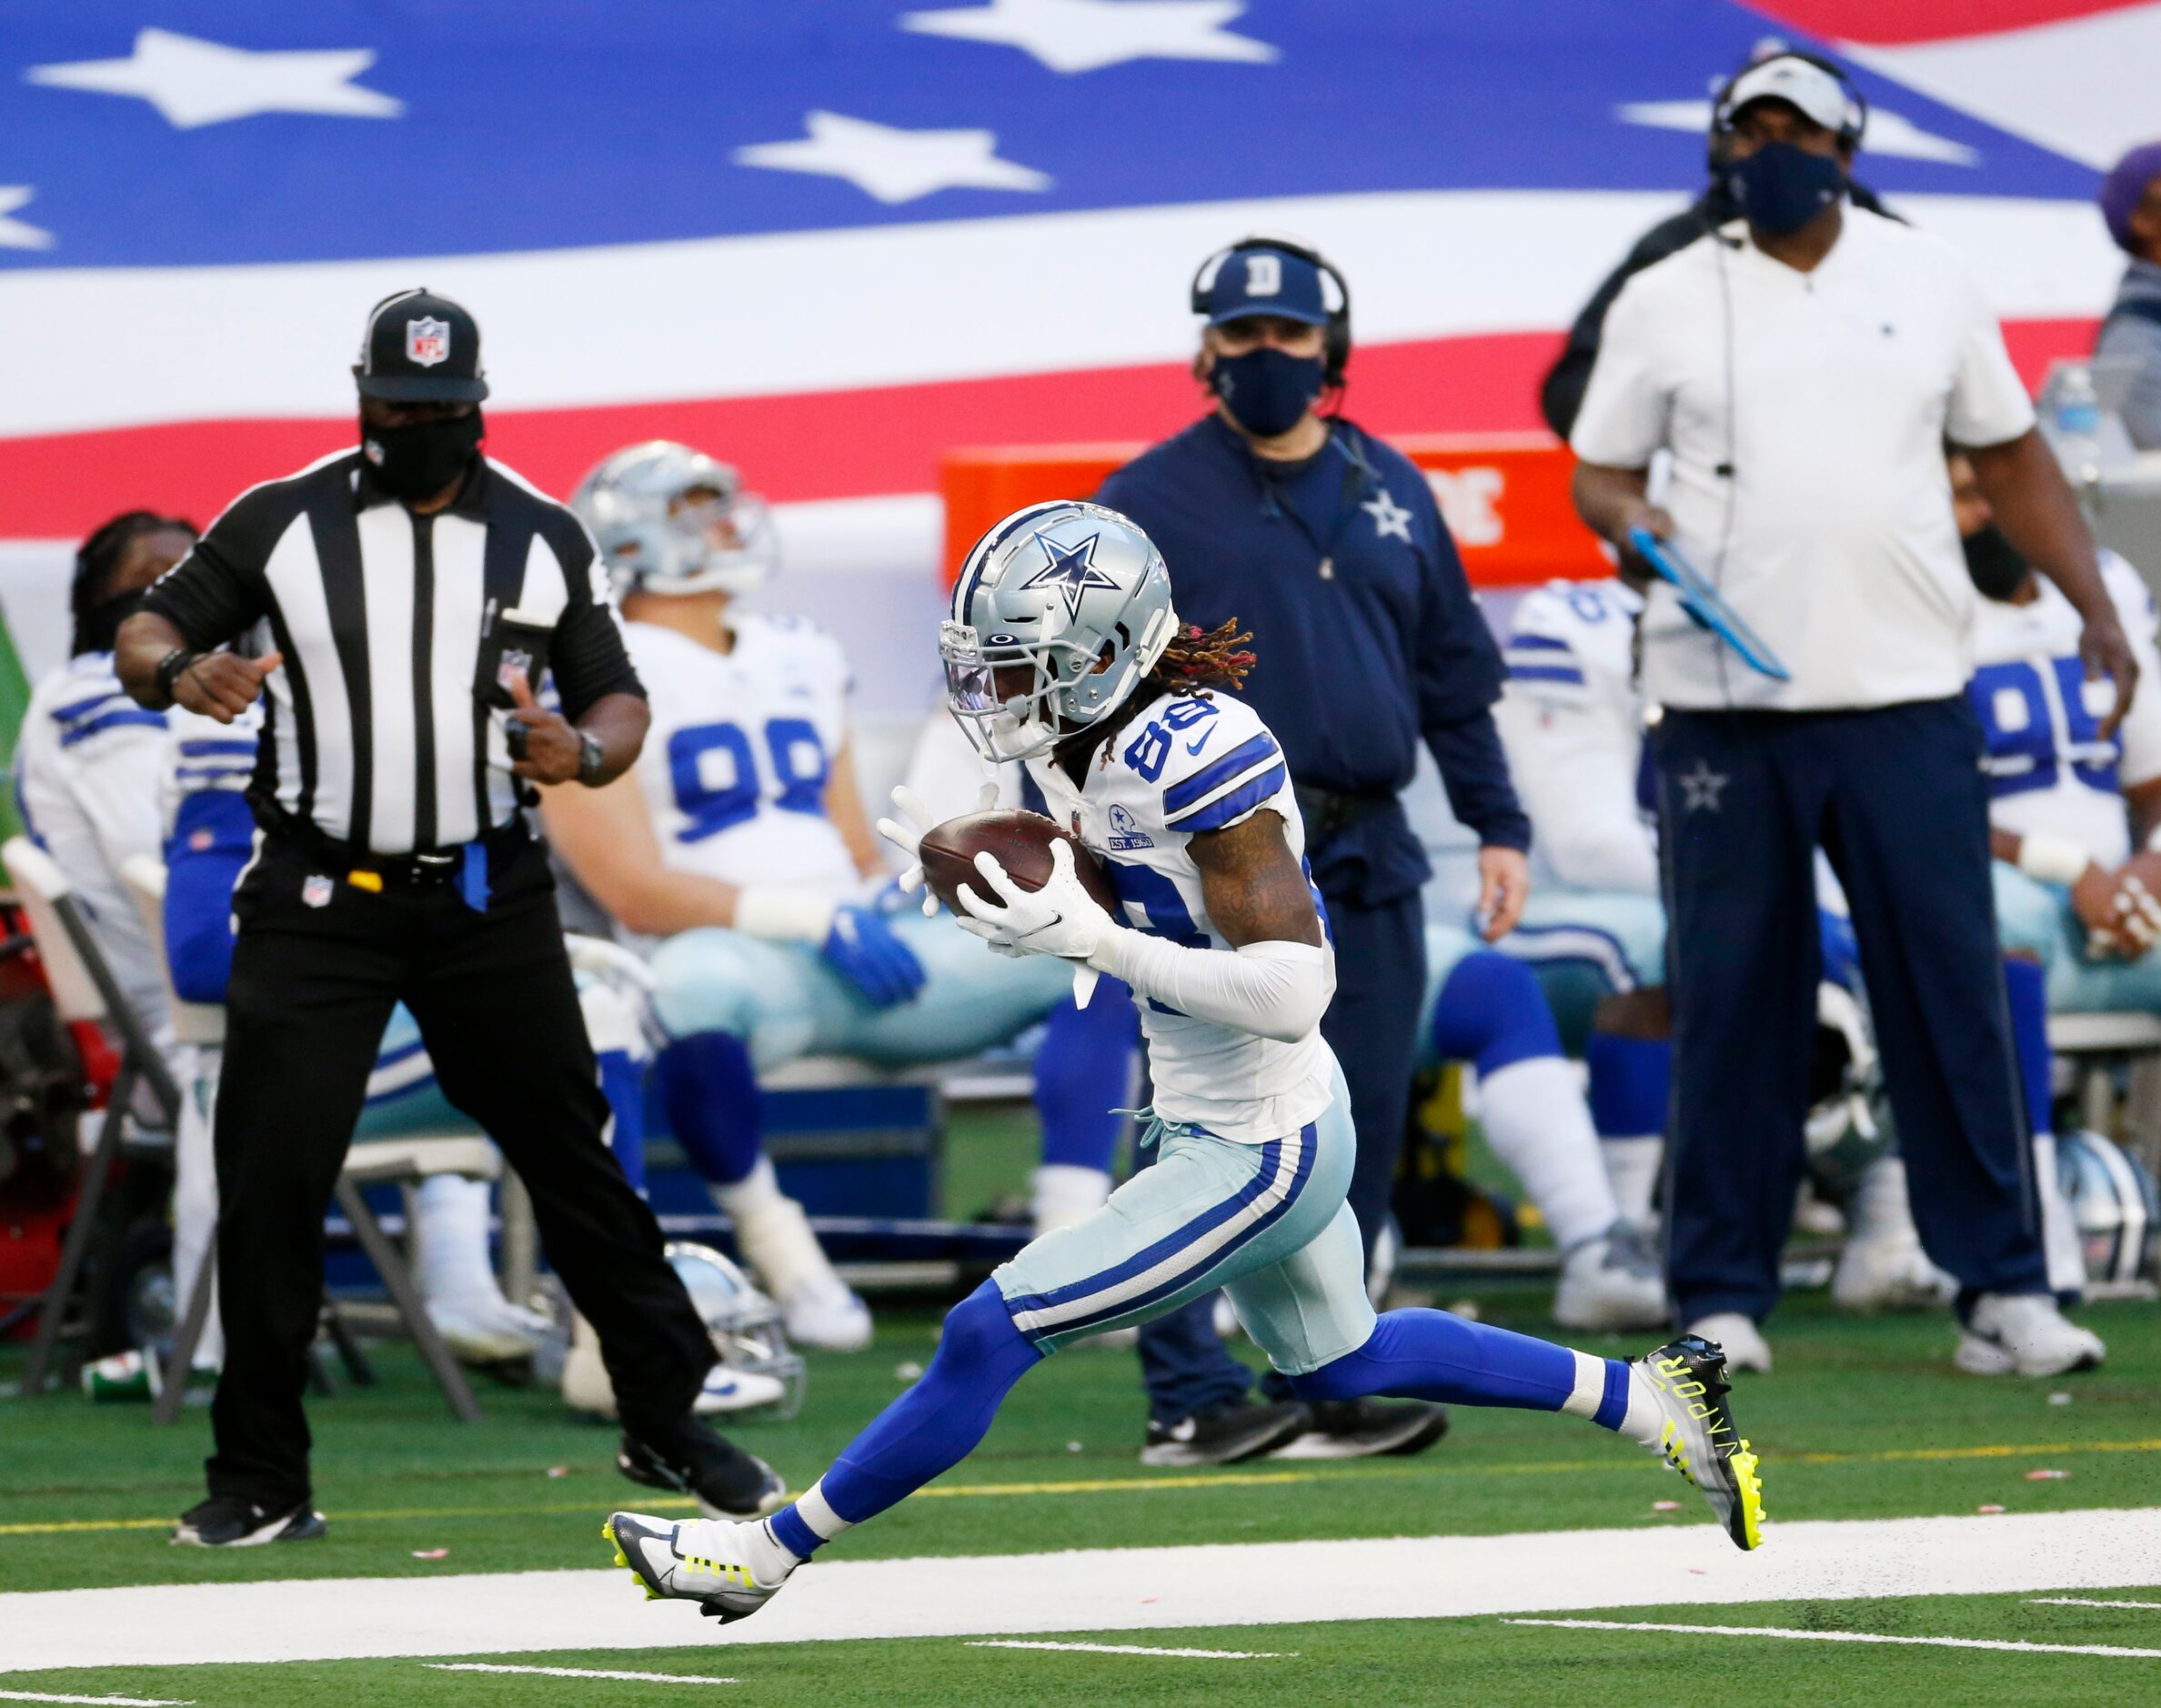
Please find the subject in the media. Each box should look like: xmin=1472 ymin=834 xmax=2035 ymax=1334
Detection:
xmin=71 ymin=510 xmax=196 ymax=656
xmin=1143 ymin=616 xmax=1255 ymax=698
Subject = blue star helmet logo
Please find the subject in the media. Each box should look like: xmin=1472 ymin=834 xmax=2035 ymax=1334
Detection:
xmin=1018 ymin=530 xmax=1120 ymax=618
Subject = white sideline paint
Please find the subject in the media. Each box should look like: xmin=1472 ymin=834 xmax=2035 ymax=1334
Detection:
xmin=2032 ymin=1597 xmax=2161 ymax=1612
xmin=1505 ymin=1618 xmax=2161 ymax=1661
xmin=965 ymin=1642 xmax=1292 ymax=1659
xmin=0 ymin=1694 xmax=194 ymax=1706
xmin=3 ymin=1508 xmax=2158 ymax=1674
xmin=426 ymin=1663 xmax=737 ymax=1684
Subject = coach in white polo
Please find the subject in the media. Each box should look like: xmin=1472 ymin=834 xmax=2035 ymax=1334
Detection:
xmin=1569 ymin=54 xmax=2127 ymax=1378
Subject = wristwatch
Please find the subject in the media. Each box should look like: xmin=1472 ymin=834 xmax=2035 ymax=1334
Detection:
xmin=154 ymin=648 xmax=199 ymax=701
xmin=577 ymin=728 xmax=607 ymax=786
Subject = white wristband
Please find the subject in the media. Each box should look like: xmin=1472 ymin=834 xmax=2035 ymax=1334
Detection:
xmin=2016 ymin=832 xmax=2091 ymax=887
xmin=732 ymin=887 xmax=839 ymax=944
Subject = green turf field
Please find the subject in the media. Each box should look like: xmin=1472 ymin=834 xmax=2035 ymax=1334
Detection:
xmin=3 ymin=1107 xmax=2156 ymax=1703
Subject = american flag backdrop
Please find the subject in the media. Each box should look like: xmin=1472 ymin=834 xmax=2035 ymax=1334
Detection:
xmin=0 ymin=0 xmax=2151 ymax=688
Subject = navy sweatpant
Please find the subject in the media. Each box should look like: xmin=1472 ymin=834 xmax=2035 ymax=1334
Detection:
xmin=1134 ymin=889 xmax=1421 ymax=1422
xmin=1656 ymin=698 xmax=2047 ymax=1323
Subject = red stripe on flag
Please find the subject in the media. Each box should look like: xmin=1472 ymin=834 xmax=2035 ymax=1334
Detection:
xmin=1748 ymin=0 xmax=2146 ymax=46
xmin=0 ymin=320 xmax=2096 ymax=540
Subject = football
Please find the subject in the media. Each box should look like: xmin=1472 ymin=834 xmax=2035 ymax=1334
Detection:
xmin=918 ymin=809 xmax=1121 ymax=922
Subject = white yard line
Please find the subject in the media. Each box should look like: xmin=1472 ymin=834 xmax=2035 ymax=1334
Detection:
xmin=2 ymin=1508 xmax=2157 ymax=1674
xmin=0 ymin=1694 xmax=193 ymax=1706
xmin=964 ymin=1642 xmax=1292 ymax=1659
xmin=2032 ymin=1597 xmax=2161 ymax=1612
xmin=425 ymin=1663 xmax=737 ymax=1684
xmin=1505 ymin=1617 xmax=2161 ymax=1661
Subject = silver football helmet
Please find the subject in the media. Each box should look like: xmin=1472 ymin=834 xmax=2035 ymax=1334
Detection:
xmin=666 ymin=1241 xmax=806 ymax=1420
xmin=941 ymin=500 xmax=1178 ymax=762
xmin=571 ymin=439 xmax=777 ymax=597
xmin=2055 ymin=1130 xmax=2157 ymax=1287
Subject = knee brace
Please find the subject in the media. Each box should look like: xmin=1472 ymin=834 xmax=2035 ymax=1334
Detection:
xmin=1429 ymin=950 xmax=1561 ymax=1077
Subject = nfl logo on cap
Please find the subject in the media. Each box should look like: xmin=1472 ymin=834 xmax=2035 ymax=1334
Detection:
xmin=407 ymin=316 xmax=450 ymax=367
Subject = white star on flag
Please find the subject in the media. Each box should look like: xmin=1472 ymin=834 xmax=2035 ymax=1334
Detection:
xmin=25 ymin=28 xmax=403 ymax=130
xmin=900 ymin=0 xmax=1277 ymax=75
xmin=1362 ymin=489 xmax=1412 ymax=542
xmin=733 ymin=111 xmax=1050 ymax=205
xmin=1614 ymin=100 xmax=1977 ymax=166
xmin=0 ymin=188 xmax=54 ymax=251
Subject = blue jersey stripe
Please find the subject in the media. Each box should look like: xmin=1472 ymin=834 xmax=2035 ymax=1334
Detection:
xmin=1161 ymin=731 xmax=1279 ymax=815
xmin=58 ymin=708 xmax=166 ymax=746
xmin=177 ymin=738 xmax=258 ymax=759
xmin=1505 ymin=633 xmax=1572 ymax=652
xmin=1507 ymin=663 xmax=1585 ymax=686
xmin=52 ymin=686 xmax=127 ymax=722
xmin=1165 ymin=762 xmax=1288 ymax=832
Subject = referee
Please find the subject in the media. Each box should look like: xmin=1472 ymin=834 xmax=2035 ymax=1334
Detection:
xmin=117 ymin=289 xmax=781 ymax=1546
xmin=1568 ymin=56 xmax=2126 ymax=1376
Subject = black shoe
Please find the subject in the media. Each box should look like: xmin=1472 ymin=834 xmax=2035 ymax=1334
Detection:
xmin=172 ymin=1494 xmax=327 ymax=1548
xmin=1270 ymin=1397 xmax=1450 ymax=1460
xmin=618 ymin=1419 xmax=786 ymax=1521
xmin=1140 ymin=1400 xmax=1311 ymax=1467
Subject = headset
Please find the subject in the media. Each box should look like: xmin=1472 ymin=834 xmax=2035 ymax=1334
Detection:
xmin=1708 ymin=47 xmax=1867 ymax=158
xmin=1190 ymin=233 xmax=1353 ymax=388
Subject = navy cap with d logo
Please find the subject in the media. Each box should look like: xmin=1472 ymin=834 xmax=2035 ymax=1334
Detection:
xmin=1196 ymin=244 xmax=1329 ymax=327
xmin=354 ymin=287 xmax=489 ymax=403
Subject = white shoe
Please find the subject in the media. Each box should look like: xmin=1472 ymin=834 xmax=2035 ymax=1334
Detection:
xmin=1955 ymin=1292 xmax=2106 ymax=1377
xmin=561 ymin=1311 xmax=617 ymax=1418
xmin=1553 ymin=1221 xmax=1668 ymax=1332
xmin=1686 ymin=1311 xmax=1772 ymax=1373
xmin=428 ymin=1293 xmax=548 ymax=1364
xmin=605 ymin=1511 xmax=797 ymax=1623
xmin=1831 ymin=1158 xmax=1956 ymax=1312
xmin=694 ymin=1361 xmax=788 ymax=1415
xmin=779 ymin=1273 xmax=872 ymax=1352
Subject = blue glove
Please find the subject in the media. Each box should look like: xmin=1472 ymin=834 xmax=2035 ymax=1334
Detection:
xmin=821 ymin=904 xmax=928 ymax=1009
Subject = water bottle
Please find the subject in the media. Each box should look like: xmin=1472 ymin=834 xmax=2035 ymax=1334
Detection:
xmin=2052 ymin=365 xmax=2105 ymax=489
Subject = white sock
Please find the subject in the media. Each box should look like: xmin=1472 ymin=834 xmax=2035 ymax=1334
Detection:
xmin=1557 ymin=1348 xmax=1662 ymax=1447
xmin=172 ymin=1050 xmax=223 ymax=1367
xmin=2030 ymin=1134 xmax=2086 ymax=1296
xmin=412 ymin=1174 xmax=505 ymax=1306
xmin=1031 ymin=1164 xmax=1111 ymax=1233
xmin=1602 ymin=1135 xmax=1663 ymax=1225
xmin=1477 ymin=1056 xmax=1621 ymax=1251
xmin=1618 ymin=1364 xmax=1663 ymax=1447
xmin=717 ymin=1160 xmax=838 ymax=1299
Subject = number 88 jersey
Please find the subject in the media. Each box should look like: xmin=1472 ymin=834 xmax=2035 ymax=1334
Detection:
xmin=1025 ymin=686 xmax=1336 ymax=1142
xmin=622 ymin=615 xmax=859 ymax=890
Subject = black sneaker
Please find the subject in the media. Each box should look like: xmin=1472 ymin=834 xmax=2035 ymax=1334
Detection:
xmin=1140 ymin=1399 xmax=1311 ymax=1466
xmin=618 ymin=1419 xmax=786 ymax=1521
xmin=172 ymin=1495 xmax=327 ymax=1548
xmin=1270 ymin=1397 xmax=1450 ymax=1460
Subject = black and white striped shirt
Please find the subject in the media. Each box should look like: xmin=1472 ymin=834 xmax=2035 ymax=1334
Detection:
xmin=141 ymin=449 xmax=642 ymax=856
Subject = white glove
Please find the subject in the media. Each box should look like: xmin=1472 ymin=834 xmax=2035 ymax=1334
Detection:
xmin=2116 ymin=871 xmax=2161 ymax=951
xmin=876 ymin=781 xmax=998 ymax=918
xmin=955 ymin=840 xmax=1114 ymax=962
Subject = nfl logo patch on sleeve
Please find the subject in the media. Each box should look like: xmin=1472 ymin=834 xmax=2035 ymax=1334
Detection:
xmin=303 ymin=874 xmax=335 ymax=909
xmin=406 ymin=316 xmax=450 ymax=367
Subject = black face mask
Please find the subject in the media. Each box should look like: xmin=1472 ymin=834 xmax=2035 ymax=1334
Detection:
xmin=1964 ymin=523 xmax=2031 ymax=603
xmin=361 ymin=408 xmax=484 ymax=501
xmin=76 ymin=590 xmax=145 ymax=656
xmin=1726 ymin=142 xmax=1844 ymax=236
xmin=1211 ymin=347 xmax=1327 ymax=438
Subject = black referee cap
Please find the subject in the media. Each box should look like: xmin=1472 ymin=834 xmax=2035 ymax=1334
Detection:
xmin=354 ymin=287 xmax=489 ymax=403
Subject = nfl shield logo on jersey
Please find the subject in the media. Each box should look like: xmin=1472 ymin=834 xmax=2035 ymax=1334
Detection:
xmin=302 ymin=874 xmax=335 ymax=909
xmin=498 ymin=648 xmax=532 ymax=693
xmin=406 ymin=316 xmax=450 ymax=367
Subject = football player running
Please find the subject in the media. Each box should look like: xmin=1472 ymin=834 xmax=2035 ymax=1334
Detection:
xmin=547 ymin=443 xmax=1073 ymax=1351
xmin=602 ymin=503 xmax=1766 ymax=1619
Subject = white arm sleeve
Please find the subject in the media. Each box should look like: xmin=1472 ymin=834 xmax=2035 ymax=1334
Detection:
xmin=1086 ymin=933 xmax=1332 ymax=1045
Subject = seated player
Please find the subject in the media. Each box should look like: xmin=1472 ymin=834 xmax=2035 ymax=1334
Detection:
xmin=548 ymin=443 xmax=1074 ymax=1350
xmin=15 ymin=514 xmax=548 ymax=1381
xmin=1960 ymin=454 xmax=2161 ymax=1308
xmin=601 ymin=503 xmax=1764 ymax=1619
xmin=1491 ymin=576 xmax=1953 ymax=1355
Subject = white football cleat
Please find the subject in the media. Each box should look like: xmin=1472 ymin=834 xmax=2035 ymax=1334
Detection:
xmin=694 ymin=1361 xmax=788 ymax=1414
xmin=1955 ymin=1292 xmax=2106 ymax=1377
xmin=428 ymin=1293 xmax=548 ymax=1365
xmin=1830 ymin=1157 xmax=1955 ymax=1312
xmin=779 ymin=1272 xmax=872 ymax=1352
xmin=1685 ymin=1311 xmax=1771 ymax=1373
xmin=1553 ymin=1221 xmax=1668 ymax=1332
xmin=605 ymin=1511 xmax=797 ymax=1623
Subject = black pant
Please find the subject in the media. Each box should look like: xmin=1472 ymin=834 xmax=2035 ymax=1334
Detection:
xmin=1656 ymin=699 xmax=2047 ymax=1324
xmin=206 ymin=830 xmax=710 ymax=1506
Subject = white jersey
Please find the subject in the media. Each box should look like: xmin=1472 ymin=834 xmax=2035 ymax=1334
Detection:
xmin=1026 ymin=688 xmax=1334 ymax=1142
xmin=13 ymin=653 xmax=171 ymax=1030
xmin=624 ymin=615 xmax=858 ymax=892
xmin=1493 ymin=579 xmax=1659 ymax=897
xmin=1969 ymin=551 xmax=2161 ymax=869
xmin=163 ymin=702 xmax=263 ymax=830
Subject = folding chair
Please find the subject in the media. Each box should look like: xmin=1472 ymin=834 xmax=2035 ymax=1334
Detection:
xmin=5 ymin=837 xmax=182 ymax=1397
xmin=119 ymin=856 xmax=487 ymax=1424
